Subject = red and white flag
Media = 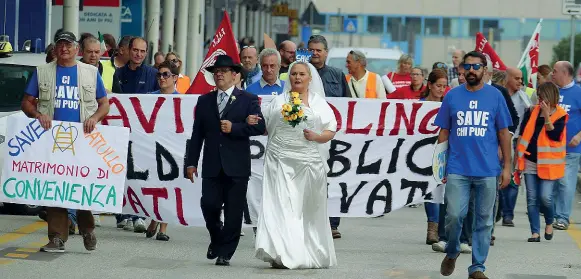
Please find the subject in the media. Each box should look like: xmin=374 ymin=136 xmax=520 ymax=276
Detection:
xmin=518 ymin=19 xmax=542 ymax=88
xmin=475 ymin=32 xmax=507 ymax=70
xmin=186 ymin=11 xmax=240 ymax=94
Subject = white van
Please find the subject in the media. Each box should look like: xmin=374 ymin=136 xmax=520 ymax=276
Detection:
xmin=0 ymin=52 xmax=46 ymax=215
xmin=325 ymin=47 xmax=404 ymax=76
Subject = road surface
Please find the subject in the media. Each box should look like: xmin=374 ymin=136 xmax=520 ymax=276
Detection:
xmin=1 ymin=190 xmax=581 ymax=279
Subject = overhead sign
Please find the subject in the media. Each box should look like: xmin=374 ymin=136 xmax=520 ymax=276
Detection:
xmin=344 ymin=18 xmax=358 ymax=33
xmin=121 ymin=0 xmax=144 ymax=37
xmin=562 ymin=0 xmax=581 ymax=15
xmin=272 ymin=16 xmax=290 ymax=34
xmin=51 ymin=0 xmax=121 ymax=39
xmin=272 ymin=3 xmax=289 ymax=16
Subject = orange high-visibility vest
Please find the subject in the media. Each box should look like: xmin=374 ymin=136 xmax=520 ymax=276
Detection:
xmin=516 ymin=105 xmax=568 ymax=180
xmin=346 ymin=72 xmax=377 ymax=98
xmin=175 ymin=75 xmax=192 ymax=94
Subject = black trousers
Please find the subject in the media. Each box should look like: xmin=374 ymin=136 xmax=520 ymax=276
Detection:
xmin=200 ymin=170 xmax=249 ymax=259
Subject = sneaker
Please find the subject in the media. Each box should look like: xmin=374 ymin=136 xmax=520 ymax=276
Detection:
xmin=82 ymin=232 xmax=97 ymax=251
xmin=553 ymin=222 xmax=568 ymax=230
xmin=117 ymin=219 xmax=128 ymax=229
xmin=460 ymin=243 xmax=472 ymax=254
xmin=134 ymin=219 xmax=147 ymax=233
xmin=123 ymin=220 xmax=134 ymax=231
xmin=432 ymin=241 xmax=446 ymax=253
xmin=240 ymin=231 xmax=245 ymax=236
xmin=93 ymin=214 xmax=101 ymax=227
xmin=40 ymin=237 xmax=65 ymax=253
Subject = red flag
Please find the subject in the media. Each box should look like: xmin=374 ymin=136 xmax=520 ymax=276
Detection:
xmin=186 ymin=11 xmax=240 ymax=94
xmin=474 ymin=32 xmax=507 ymax=71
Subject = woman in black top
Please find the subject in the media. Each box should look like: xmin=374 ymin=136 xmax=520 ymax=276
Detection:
xmin=515 ymin=82 xmax=567 ymax=242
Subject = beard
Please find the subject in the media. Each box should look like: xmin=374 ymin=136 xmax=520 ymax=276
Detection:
xmin=465 ymin=72 xmax=483 ymax=86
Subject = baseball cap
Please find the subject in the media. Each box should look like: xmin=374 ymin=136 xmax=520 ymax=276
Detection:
xmin=54 ymin=31 xmax=77 ymax=43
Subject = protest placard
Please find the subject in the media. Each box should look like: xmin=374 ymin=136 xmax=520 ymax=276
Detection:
xmin=103 ymin=94 xmax=444 ymax=226
xmin=0 ymin=114 xmax=130 ymax=213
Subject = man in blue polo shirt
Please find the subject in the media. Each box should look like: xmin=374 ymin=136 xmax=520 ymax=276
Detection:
xmin=553 ymin=61 xmax=581 ymax=231
xmin=246 ymin=48 xmax=285 ymax=96
xmin=435 ymin=51 xmax=513 ymax=279
xmin=244 ymin=48 xmax=284 ymax=236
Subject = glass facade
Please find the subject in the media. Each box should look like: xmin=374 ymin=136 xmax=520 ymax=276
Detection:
xmin=321 ymin=14 xmax=568 ymax=42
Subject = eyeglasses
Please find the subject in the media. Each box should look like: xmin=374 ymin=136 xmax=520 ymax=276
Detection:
xmin=156 ymin=72 xmax=175 ymax=79
xmin=463 ymin=63 xmax=484 ymax=71
xmin=213 ymin=68 xmax=232 ymax=74
xmin=281 ymin=49 xmax=296 ymax=55
xmin=170 ymin=59 xmax=179 ymax=64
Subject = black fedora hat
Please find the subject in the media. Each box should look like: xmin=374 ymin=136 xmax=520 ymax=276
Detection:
xmin=206 ymin=55 xmax=242 ymax=73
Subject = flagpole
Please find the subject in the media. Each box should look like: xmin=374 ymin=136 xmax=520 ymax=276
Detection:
xmin=517 ymin=18 xmax=543 ymax=67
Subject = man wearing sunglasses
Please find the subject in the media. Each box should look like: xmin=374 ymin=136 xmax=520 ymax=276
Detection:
xmin=435 ymin=51 xmax=513 ymax=279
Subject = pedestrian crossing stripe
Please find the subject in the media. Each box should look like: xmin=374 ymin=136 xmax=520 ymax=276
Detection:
xmin=16 ymin=248 xmax=38 ymax=253
xmin=5 ymin=253 xmax=29 ymax=259
xmin=0 ymin=259 xmax=14 ymax=265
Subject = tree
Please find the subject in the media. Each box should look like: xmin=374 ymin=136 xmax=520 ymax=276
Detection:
xmin=552 ymin=33 xmax=581 ymax=66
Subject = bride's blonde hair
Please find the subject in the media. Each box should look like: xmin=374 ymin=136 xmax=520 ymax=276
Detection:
xmin=290 ymin=61 xmax=312 ymax=76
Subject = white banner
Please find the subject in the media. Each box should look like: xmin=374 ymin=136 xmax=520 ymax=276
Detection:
xmin=0 ymin=114 xmax=130 ymax=213
xmin=103 ymin=94 xmax=444 ymax=227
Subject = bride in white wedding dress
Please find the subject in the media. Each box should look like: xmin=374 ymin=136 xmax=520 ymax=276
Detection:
xmin=253 ymin=61 xmax=338 ymax=269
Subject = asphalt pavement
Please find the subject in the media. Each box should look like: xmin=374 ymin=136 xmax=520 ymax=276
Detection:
xmin=1 ymin=189 xmax=581 ymax=279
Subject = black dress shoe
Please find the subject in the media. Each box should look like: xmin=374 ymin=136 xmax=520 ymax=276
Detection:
xmin=206 ymin=245 xmax=217 ymax=260
xmin=545 ymin=233 xmax=554 ymax=240
xmin=527 ymin=236 xmax=541 ymax=242
xmin=215 ymin=256 xmax=230 ymax=266
xmin=502 ymin=219 xmax=515 ymax=227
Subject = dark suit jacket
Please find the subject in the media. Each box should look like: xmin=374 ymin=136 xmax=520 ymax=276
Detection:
xmin=187 ymin=87 xmax=266 ymax=178
xmin=492 ymin=83 xmax=519 ymax=134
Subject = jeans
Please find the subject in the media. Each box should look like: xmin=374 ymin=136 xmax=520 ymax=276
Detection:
xmin=67 ymin=209 xmax=77 ymax=226
xmin=500 ymin=182 xmax=518 ymax=220
xmin=554 ymin=153 xmax=581 ymax=225
xmin=425 ymin=202 xmax=439 ymax=223
xmin=329 ymin=217 xmax=340 ymax=229
xmin=438 ymin=201 xmax=472 ymax=244
xmin=445 ymin=174 xmax=496 ymax=274
xmin=525 ymin=174 xmax=556 ymax=234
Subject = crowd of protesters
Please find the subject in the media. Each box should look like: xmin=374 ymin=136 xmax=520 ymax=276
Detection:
xmin=25 ymin=29 xmax=581 ymax=279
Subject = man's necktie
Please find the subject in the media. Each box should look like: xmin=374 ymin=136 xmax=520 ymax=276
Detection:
xmin=218 ymin=92 xmax=228 ymax=117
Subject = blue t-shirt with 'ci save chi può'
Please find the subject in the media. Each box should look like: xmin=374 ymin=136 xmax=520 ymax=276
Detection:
xmin=558 ymin=82 xmax=581 ymax=153
xmin=434 ymin=83 xmax=513 ymax=177
xmin=25 ymin=65 xmax=108 ymax=123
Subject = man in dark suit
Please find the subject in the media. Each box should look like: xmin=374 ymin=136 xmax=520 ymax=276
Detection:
xmin=186 ymin=55 xmax=266 ymax=266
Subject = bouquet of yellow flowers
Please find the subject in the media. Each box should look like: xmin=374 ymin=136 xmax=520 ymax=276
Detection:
xmin=281 ymin=92 xmax=307 ymax=127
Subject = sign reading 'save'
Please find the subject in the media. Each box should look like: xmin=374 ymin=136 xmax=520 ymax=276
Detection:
xmin=0 ymin=114 xmax=130 ymax=213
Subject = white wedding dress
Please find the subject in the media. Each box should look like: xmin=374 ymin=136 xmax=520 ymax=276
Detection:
xmin=254 ymin=86 xmax=338 ymax=269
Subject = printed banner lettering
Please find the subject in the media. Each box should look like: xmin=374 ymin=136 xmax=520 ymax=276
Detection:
xmin=103 ymin=95 xmax=444 ymax=226
xmin=0 ymin=114 xmax=130 ymax=213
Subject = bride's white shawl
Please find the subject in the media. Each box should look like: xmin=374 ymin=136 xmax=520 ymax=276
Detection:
xmin=264 ymin=91 xmax=337 ymax=173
